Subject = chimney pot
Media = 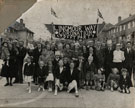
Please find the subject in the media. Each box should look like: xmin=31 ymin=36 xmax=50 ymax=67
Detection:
xmin=118 ymin=16 xmax=122 ymax=23
xmin=129 ymin=14 xmax=132 ymax=17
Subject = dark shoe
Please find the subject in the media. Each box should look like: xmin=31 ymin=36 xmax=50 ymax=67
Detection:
xmin=35 ymin=83 xmax=38 ymax=85
xmin=4 ymin=83 xmax=9 ymax=86
xmin=86 ymin=86 xmax=89 ymax=90
xmin=20 ymin=81 xmax=23 ymax=84
xmin=10 ymin=83 xmax=13 ymax=86
xmin=13 ymin=81 xmax=19 ymax=84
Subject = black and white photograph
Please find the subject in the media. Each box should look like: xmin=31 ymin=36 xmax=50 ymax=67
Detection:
xmin=0 ymin=0 xmax=135 ymax=108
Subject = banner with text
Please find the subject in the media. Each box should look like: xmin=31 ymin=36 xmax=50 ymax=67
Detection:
xmin=53 ymin=24 xmax=97 ymax=40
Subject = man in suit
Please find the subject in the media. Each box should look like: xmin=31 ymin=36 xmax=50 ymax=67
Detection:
xmin=67 ymin=61 xmax=80 ymax=97
xmin=14 ymin=41 xmax=26 ymax=83
xmin=103 ymin=40 xmax=114 ymax=82
xmin=124 ymin=42 xmax=134 ymax=80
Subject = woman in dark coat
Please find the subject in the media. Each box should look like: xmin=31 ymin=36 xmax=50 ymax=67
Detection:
xmin=1 ymin=43 xmax=17 ymax=86
xmin=1 ymin=54 xmax=15 ymax=86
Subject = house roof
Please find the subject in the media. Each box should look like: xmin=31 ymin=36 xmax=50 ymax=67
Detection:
xmin=102 ymin=23 xmax=114 ymax=31
xmin=116 ymin=14 xmax=135 ymax=26
xmin=9 ymin=21 xmax=34 ymax=34
xmin=104 ymin=14 xmax=135 ymax=31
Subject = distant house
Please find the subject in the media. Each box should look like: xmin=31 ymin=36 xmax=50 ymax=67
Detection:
xmin=98 ymin=23 xmax=114 ymax=43
xmin=105 ymin=14 xmax=135 ymax=43
xmin=4 ymin=19 xmax=34 ymax=46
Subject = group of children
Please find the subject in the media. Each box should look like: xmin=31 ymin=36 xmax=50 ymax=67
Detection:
xmin=23 ymin=55 xmax=131 ymax=96
xmin=0 ymin=39 xmax=134 ymax=97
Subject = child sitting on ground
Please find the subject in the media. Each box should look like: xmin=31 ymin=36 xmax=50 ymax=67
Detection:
xmin=37 ymin=60 xmax=47 ymax=92
xmin=119 ymin=68 xmax=131 ymax=94
xmin=107 ymin=68 xmax=120 ymax=92
xmin=24 ymin=56 xmax=34 ymax=93
xmin=94 ymin=68 xmax=105 ymax=91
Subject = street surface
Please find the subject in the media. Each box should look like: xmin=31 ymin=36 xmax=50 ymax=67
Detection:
xmin=0 ymin=78 xmax=134 ymax=108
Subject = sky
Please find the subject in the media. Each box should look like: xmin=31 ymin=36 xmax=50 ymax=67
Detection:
xmin=18 ymin=0 xmax=135 ymax=40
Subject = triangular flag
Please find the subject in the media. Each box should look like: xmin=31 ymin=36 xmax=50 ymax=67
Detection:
xmin=51 ymin=7 xmax=58 ymax=18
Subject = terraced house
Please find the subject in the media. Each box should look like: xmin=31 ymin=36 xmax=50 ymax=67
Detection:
xmin=105 ymin=14 xmax=135 ymax=44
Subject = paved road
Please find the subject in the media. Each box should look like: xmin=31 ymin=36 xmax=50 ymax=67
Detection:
xmin=0 ymin=78 xmax=135 ymax=108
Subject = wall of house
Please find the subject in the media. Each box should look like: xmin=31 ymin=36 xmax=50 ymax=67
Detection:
xmin=106 ymin=20 xmax=135 ymax=43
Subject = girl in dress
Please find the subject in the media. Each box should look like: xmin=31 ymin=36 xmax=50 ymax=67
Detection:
xmin=46 ymin=60 xmax=54 ymax=92
xmin=24 ymin=57 xmax=34 ymax=93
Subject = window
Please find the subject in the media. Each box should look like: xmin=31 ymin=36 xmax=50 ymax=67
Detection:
xmin=133 ymin=21 xmax=135 ymax=27
xmin=120 ymin=25 xmax=122 ymax=31
xmin=123 ymin=25 xmax=125 ymax=30
xmin=128 ymin=22 xmax=130 ymax=29
xmin=130 ymin=21 xmax=133 ymax=28
xmin=118 ymin=26 xmax=120 ymax=32
xmin=115 ymin=28 xmax=117 ymax=33
xmin=109 ymin=31 xmax=111 ymax=35
xmin=122 ymin=25 xmax=124 ymax=31
xmin=116 ymin=27 xmax=118 ymax=32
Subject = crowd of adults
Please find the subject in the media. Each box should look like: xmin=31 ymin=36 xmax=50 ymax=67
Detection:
xmin=0 ymin=38 xmax=135 ymax=96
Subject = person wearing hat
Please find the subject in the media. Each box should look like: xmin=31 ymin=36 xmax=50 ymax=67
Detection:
xmin=113 ymin=43 xmax=125 ymax=72
xmin=119 ymin=68 xmax=132 ymax=94
xmin=104 ymin=39 xmax=114 ymax=82
xmin=1 ymin=42 xmax=10 ymax=60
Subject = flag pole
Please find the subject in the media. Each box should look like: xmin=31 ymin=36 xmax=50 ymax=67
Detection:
xmin=96 ymin=18 xmax=99 ymax=38
xmin=51 ymin=22 xmax=54 ymax=41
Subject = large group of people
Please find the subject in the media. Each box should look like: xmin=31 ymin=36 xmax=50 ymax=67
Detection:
xmin=0 ymin=38 xmax=135 ymax=97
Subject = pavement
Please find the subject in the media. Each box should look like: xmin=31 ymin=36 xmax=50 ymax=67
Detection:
xmin=0 ymin=78 xmax=135 ymax=108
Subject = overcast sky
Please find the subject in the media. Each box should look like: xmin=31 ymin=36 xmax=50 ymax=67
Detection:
xmin=19 ymin=0 xmax=135 ymax=40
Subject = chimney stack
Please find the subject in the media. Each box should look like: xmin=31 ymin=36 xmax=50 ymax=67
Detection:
xmin=129 ymin=14 xmax=132 ymax=17
xmin=118 ymin=16 xmax=122 ymax=23
xmin=20 ymin=19 xmax=23 ymax=24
